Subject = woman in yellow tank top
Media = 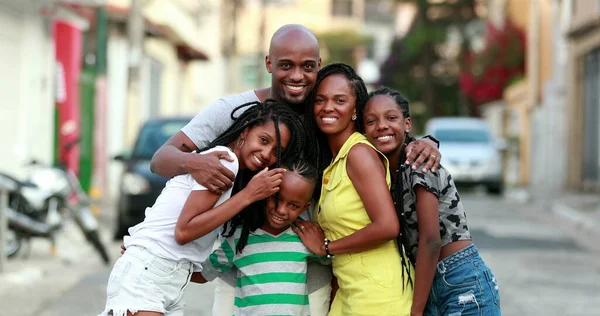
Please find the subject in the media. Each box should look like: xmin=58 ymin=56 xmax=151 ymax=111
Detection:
xmin=294 ymin=63 xmax=415 ymax=315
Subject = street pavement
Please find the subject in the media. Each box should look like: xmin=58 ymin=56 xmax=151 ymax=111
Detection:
xmin=2 ymin=191 xmax=600 ymax=316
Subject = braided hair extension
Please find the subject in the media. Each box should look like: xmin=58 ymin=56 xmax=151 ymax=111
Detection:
xmin=283 ymin=158 xmax=318 ymax=186
xmin=204 ymin=99 xmax=309 ymax=253
xmin=302 ymin=63 xmax=369 ymax=200
xmin=368 ymin=87 xmax=414 ymax=288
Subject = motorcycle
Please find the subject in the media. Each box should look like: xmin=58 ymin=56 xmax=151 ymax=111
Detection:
xmin=0 ymin=160 xmax=110 ymax=264
xmin=0 ymin=172 xmax=57 ymax=259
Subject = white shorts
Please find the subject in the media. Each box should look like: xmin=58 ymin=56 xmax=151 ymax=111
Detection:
xmin=99 ymin=246 xmax=194 ymax=316
xmin=212 ymin=278 xmax=332 ymax=316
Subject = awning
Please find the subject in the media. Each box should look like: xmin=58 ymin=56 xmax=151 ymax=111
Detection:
xmin=106 ymin=0 xmax=208 ymax=61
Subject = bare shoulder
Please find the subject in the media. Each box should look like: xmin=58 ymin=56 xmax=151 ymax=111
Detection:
xmin=347 ymin=143 xmax=384 ymax=172
xmin=348 ymin=143 xmax=379 ymax=161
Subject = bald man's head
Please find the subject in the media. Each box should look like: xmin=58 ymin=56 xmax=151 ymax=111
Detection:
xmin=266 ymin=24 xmax=321 ymax=107
xmin=269 ymin=24 xmax=319 ymax=55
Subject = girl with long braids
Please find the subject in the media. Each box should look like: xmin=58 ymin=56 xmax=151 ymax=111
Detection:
xmin=100 ymin=100 xmax=307 ymax=316
xmin=297 ymin=63 xmax=414 ymax=315
xmin=362 ymin=87 xmax=501 ymax=316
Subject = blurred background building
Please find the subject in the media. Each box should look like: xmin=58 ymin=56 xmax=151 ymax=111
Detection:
xmin=0 ymin=0 xmax=598 ymax=205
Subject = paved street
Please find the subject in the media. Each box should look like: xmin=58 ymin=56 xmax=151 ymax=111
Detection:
xmin=2 ymin=192 xmax=600 ymax=316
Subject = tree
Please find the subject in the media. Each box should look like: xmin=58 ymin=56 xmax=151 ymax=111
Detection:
xmin=379 ymin=0 xmax=480 ymax=118
xmin=459 ymin=19 xmax=525 ymax=109
xmin=318 ymin=30 xmax=372 ymax=67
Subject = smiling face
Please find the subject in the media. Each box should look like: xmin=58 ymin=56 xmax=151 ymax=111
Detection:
xmin=363 ymin=95 xmax=412 ymax=155
xmin=237 ymin=121 xmax=291 ymax=171
xmin=263 ymin=171 xmax=314 ymax=235
xmin=313 ymin=74 xmax=357 ymax=136
xmin=266 ymin=29 xmax=321 ymax=107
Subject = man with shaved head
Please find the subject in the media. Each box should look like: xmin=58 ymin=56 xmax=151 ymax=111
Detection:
xmin=151 ymin=24 xmax=321 ymax=194
xmin=148 ymin=24 xmax=440 ymax=315
xmin=267 ymin=24 xmax=320 ymax=106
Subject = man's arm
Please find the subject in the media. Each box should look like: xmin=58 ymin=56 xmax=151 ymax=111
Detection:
xmin=150 ymin=97 xmax=241 ymax=192
xmin=150 ymin=131 xmax=198 ymax=176
xmin=405 ymin=136 xmax=442 ymax=173
xmin=150 ymin=132 xmax=235 ymax=192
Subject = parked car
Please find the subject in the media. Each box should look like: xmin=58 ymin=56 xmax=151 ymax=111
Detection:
xmin=425 ymin=117 xmax=506 ymax=195
xmin=113 ymin=117 xmax=192 ymax=239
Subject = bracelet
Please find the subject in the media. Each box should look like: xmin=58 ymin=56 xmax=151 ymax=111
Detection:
xmin=324 ymin=238 xmax=334 ymax=259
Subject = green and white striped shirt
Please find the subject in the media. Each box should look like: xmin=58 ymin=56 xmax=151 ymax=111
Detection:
xmin=201 ymin=227 xmax=313 ymax=316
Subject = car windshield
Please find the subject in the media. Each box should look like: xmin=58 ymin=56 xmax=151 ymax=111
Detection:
xmin=133 ymin=120 xmax=188 ymax=159
xmin=434 ymin=128 xmax=491 ymax=144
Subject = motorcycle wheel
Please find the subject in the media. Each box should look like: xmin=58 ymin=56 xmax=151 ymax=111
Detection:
xmin=4 ymin=228 xmax=22 ymax=258
xmin=86 ymin=231 xmax=110 ymax=265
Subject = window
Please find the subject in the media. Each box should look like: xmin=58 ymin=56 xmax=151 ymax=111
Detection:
xmin=332 ymin=0 xmax=353 ymax=17
xmin=433 ymin=128 xmax=491 ymax=144
xmin=133 ymin=119 xmax=189 ymax=159
xmin=240 ymin=56 xmax=269 ymax=88
xmin=364 ymin=0 xmax=395 ymax=24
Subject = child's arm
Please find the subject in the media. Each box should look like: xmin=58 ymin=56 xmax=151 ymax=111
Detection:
xmin=411 ymin=185 xmax=442 ymax=316
xmin=174 ymin=167 xmax=285 ymax=245
xmin=198 ymin=232 xmax=239 ymax=282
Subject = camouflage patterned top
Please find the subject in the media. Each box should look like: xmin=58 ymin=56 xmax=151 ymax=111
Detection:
xmin=400 ymin=165 xmax=471 ymax=261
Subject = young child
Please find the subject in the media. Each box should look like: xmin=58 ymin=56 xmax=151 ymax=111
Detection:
xmin=100 ymin=100 xmax=307 ymax=316
xmin=192 ymin=159 xmax=322 ymax=316
xmin=362 ymin=87 xmax=501 ymax=316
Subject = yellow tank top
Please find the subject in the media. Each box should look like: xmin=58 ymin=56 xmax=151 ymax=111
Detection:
xmin=316 ymin=132 xmax=390 ymax=241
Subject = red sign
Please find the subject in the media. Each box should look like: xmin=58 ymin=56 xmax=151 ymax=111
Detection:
xmin=53 ymin=20 xmax=83 ymax=173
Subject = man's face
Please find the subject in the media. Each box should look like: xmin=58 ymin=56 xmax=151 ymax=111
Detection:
xmin=266 ymin=39 xmax=321 ymax=107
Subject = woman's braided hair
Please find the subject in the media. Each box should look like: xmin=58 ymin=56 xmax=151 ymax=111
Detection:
xmin=206 ymin=99 xmax=309 ymax=253
xmin=368 ymin=87 xmax=414 ymax=288
xmin=302 ymin=63 xmax=369 ymax=200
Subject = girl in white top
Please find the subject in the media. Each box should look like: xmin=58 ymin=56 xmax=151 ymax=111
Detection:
xmin=100 ymin=100 xmax=308 ymax=316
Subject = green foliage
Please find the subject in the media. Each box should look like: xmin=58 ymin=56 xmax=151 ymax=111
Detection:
xmin=381 ymin=0 xmax=479 ymax=117
xmin=317 ymin=30 xmax=372 ymax=66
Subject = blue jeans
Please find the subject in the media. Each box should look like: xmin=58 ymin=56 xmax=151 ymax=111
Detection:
xmin=424 ymin=244 xmax=501 ymax=316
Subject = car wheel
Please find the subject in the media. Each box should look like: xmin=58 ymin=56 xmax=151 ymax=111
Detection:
xmin=486 ymin=182 xmax=503 ymax=195
xmin=113 ymin=211 xmax=129 ymax=241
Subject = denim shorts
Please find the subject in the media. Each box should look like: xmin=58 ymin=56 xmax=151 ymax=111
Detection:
xmin=99 ymin=246 xmax=194 ymax=316
xmin=424 ymin=244 xmax=501 ymax=316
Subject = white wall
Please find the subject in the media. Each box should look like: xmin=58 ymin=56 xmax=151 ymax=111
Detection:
xmin=0 ymin=0 xmax=54 ymax=178
xmin=106 ymin=32 xmax=129 ymax=199
xmin=530 ymin=0 xmax=569 ymax=197
xmin=191 ymin=0 xmax=226 ymax=111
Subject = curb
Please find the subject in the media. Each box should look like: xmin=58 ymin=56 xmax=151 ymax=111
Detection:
xmin=551 ymin=200 xmax=598 ymax=232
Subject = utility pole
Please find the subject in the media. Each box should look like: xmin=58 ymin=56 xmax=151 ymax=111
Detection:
xmin=223 ymin=0 xmax=240 ymax=93
xmin=0 ymin=182 xmax=8 ymax=273
xmin=256 ymin=0 xmax=267 ymax=87
xmin=126 ymin=0 xmax=145 ymax=145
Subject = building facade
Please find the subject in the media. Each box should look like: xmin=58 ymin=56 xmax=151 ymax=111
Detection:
xmin=566 ymin=0 xmax=600 ymax=191
xmin=0 ymin=0 xmax=87 ymax=178
xmin=224 ymin=0 xmax=398 ymax=92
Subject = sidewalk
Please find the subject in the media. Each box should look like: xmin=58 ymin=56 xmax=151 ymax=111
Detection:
xmin=503 ymin=188 xmax=600 ymax=252
xmin=0 ymin=201 xmax=117 ymax=316
xmin=551 ymin=193 xmax=600 ymax=232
